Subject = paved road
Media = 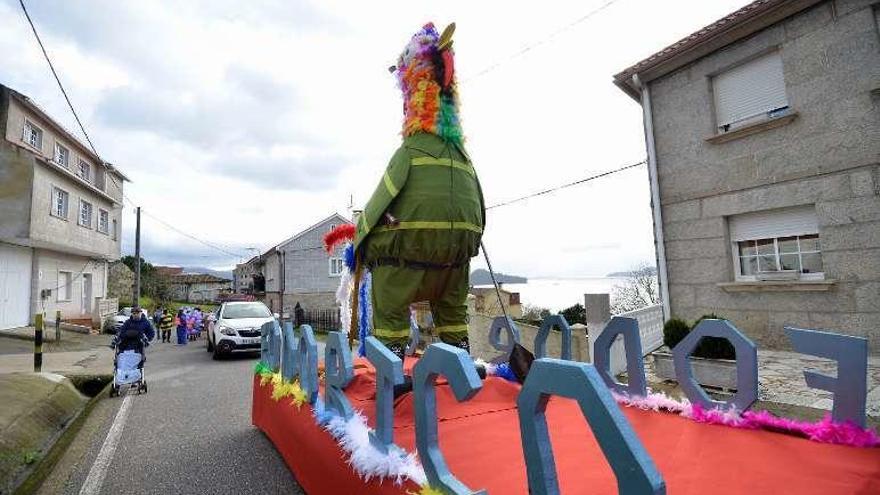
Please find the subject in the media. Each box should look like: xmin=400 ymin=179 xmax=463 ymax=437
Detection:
xmin=38 ymin=338 xmax=311 ymax=495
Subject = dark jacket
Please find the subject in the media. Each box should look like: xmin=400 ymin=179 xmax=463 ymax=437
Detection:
xmin=118 ymin=316 xmax=155 ymax=342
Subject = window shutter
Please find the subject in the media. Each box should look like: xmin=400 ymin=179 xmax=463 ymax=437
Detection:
xmin=729 ymin=205 xmax=818 ymax=241
xmin=713 ymin=51 xmax=788 ymax=128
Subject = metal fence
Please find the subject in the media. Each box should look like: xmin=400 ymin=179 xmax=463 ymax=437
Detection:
xmin=299 ymin=308 xmax=341 ymax=332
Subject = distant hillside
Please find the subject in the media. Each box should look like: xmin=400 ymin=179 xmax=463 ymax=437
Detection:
xmin=470 ymin=269 xmax=527 ymax=286
xmin=607 ymin=266 xmax=657 ymax=277
xmin=182 ymin=267 xmax=233 ymax=280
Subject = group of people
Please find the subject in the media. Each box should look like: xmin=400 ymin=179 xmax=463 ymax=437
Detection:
xmin=150 ymin=306 xmax=214 ymax=345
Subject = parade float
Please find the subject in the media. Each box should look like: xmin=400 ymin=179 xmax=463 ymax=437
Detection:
xmin=253 ymin=21 xmax=879 ymax=494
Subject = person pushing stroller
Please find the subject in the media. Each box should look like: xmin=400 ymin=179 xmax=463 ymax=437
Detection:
xmin=110 ymin=306 xmax=155 ymax=396
xmin=115 ymin=305 xmax=155 ymax=352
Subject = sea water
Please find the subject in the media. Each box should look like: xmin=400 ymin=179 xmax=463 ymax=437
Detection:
xmin=479 ymin=277 xmax=625 ymax=312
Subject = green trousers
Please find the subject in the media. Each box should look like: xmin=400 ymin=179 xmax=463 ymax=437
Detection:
xmin=370 ymin=263 xmax=470 ymax=358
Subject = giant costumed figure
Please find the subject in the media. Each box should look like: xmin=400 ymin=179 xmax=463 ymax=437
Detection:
xmin=358 ymin=21 xmax=484 ymax=359
xmin=326 ymin=22 xmax=484 ymax=360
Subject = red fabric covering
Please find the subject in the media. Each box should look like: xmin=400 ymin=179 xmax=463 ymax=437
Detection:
xmin=253 ymin=359 xmax=880 ymax=494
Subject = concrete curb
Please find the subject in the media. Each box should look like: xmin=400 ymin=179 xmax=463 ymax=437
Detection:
xmin=12 ymin=377 xmax=112 ymax=495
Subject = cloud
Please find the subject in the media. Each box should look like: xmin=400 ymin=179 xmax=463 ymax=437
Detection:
xmin=93 ymin=69 xmax=297 ymax=147
xmin=211 ymin=146 xmax=348 ymax=189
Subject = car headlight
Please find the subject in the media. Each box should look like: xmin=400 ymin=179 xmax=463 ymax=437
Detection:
xmin=219 ymin=326 xmax=237 ymax=336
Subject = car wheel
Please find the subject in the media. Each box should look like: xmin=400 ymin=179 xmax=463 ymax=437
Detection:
xmin=207 ymin=336 xmax=214 ymax=352
xmin=212 ymin=344 xmax=222 ymax=360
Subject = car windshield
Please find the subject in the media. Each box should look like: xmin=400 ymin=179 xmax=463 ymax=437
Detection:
xmin=119 ymin=308 xmax=132 ymax=316
xmin=222 ymin=303 xmax=271 ymax=319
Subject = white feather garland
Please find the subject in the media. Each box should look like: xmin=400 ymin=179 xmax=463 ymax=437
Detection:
xmin=323 ymin=411 xmax=427 ymax=486
xmin=335 ymin=267 xmax=353 ymax=335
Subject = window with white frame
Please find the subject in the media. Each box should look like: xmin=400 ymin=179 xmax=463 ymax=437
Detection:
xmin=728 ymin=205 xmax=823 ymax=281
xmin=54 ymin=142 xmax=70 ymax=168
xmin=712 ymin=51 xmax=789 ymax=133
xmin=79 ymin=200 xmax=93 ymax=228
xmin=112 ymin=219 xmax=118 ymax=240
xmin=23 ymin=120 xmax=43 ymax=150
xmin=328 ymin=257 xmax=344 ymax=277
xmin=77 ymin=159 xmax=91 ymax=183
xmin=51 ymin=187 xmax=69 ymax=218
xmin=58 ymin=271 xmax=72 ymax=301
xmin=98 ymin=209 xmax=109 ymax=233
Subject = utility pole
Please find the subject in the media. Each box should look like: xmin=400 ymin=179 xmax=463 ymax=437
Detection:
xmin=134 ymin=206 xmax=141 ymax=306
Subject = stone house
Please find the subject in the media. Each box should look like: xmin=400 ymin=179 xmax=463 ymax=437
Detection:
xmin=469 ymin=287 xmax=523 ymax=319
xmin=233 ymin=255 xmax=263 ymax=295
xmin=613 ymin=0 xmax=880 ymax=350
xmin=236 ymin=213 xmax=351 ymax=316
xmin=169 ymin=273 xmax=232 ymax=303
xmin=0 ymin=84 xmax=127 ymax=329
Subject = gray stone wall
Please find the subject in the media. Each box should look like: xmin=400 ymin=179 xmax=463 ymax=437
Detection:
xmin=107 ymin=261 xmax=133 ymax=302
xmin=648 ymin=1 xmax=880 ymax=350
xmin=282 ymin=215 xmax=349 ymax=295
xmin=282 ymin=292 xmax=337 ymax=313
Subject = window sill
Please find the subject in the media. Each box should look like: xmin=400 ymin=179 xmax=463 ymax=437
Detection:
xmin=717 ymin=279 xmax=836 ymax=292
xmin=50 ymin=213 xmax=69 ymax=222
xmin=705 ymin=112 xmax=798 ymax=144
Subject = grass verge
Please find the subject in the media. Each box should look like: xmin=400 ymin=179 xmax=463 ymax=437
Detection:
xmin=13 ymin=375 xmax=112 ymax=495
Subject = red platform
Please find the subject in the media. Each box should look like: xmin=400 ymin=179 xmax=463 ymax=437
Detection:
xmin=252 ymin=360 xmax=880 ymax=494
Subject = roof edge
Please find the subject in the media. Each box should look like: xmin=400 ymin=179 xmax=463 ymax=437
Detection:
xmin=3 ymin=84 xmax=131 ymax=181
xmin=613 ymin=0 xmax=824 ymax=102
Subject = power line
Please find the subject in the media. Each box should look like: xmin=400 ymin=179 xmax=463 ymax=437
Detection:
xmin=486 ymin=159 xmax=646 ymax=210
xmin=140 ymin=209 xmax=245 ymax=258
xmin=462 ymin=0 xmax=622 ymax=83
xmin=19 ymin=1 xmax=249 ymax=262
xmin=19 ymin=0 xmax=100 ymax=157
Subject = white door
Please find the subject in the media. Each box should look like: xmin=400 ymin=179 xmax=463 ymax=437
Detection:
xmin=0 ymin=243 xmax=33 ymax=329
xmin=81 ymin=273 xmax=93 ymax=316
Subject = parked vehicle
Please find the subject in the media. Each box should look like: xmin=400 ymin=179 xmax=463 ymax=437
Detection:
xmin=108 ymin=307 xmax=133 ymax=334
xmin=207 ymin=301 xmax=276 ymax=360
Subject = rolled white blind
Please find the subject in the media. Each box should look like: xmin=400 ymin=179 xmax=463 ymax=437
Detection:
xmin=713 ymin=51 xmax=788 ymax=128
xmin=729 ymin=205 xmax=818 ymax=241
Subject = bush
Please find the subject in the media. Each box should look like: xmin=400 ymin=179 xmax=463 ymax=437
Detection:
xmin=693 ymin=314 xmax=736 ymax=360
xmin=662 ymin=318 xmax=690 ymax=350
xmin=559 ymin=303 xmax=586 ymax=325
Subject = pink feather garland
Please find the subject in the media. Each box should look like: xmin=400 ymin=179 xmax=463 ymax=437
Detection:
xmin=613 ymin=391 xmax=880 ymax=448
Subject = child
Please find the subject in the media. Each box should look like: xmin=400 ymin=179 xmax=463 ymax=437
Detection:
xmin=159 ymin=309 xmax=174 ymax=343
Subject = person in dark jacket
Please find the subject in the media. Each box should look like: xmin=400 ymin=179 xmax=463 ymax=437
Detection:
xmin=116 ymin=306 xmax=155 ymax=353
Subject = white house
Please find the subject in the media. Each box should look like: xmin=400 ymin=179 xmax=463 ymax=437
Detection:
xmin=0 ymin=84 xmax=128 ymax=328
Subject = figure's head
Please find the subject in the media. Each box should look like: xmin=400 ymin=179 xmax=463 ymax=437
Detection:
xmin=132 ymin=306 xmax=143 ymax=320
xmin=391 ymin=22 xmax=462 ymax=144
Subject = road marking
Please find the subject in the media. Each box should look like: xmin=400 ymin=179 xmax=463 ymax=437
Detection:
xmin=79 ymin=395 xmax=132 ymax=495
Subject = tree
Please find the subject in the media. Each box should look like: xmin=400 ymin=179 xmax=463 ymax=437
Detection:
xmin=121 ymin=255 xmax=172 ymax=305
xmin=610 ymin=262 xmax=660 ymax=314
xmin=559 ymin=303 xmax=586 ymax=325
xmin=520 ymin=304 xmax=551 ymax=324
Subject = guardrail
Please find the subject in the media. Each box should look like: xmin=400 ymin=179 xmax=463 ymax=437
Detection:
xmin=585 ymin=293 xmax=663 ymax=376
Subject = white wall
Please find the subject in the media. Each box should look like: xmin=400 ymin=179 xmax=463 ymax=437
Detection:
xmin=33 ymin=248 xmax=107 ymax=322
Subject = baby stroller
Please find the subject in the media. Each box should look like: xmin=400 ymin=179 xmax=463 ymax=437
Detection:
xmin=109 ymin=329 xmax=149 ymax=397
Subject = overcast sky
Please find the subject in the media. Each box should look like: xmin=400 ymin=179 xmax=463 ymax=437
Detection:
xmin=1 ymin=0 xmax=751 ymax=277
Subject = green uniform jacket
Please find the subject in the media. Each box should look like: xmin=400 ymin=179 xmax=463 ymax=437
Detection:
xmin=355 ymin=132 xmax=485 ymax=265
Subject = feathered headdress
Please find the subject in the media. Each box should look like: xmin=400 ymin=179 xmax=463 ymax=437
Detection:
xmin=392 ymin=22 xmax=462 ymax=144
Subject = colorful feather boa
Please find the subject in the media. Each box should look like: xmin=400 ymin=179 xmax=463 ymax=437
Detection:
xmin=396 ymin=23 xmax=463 ymax=144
